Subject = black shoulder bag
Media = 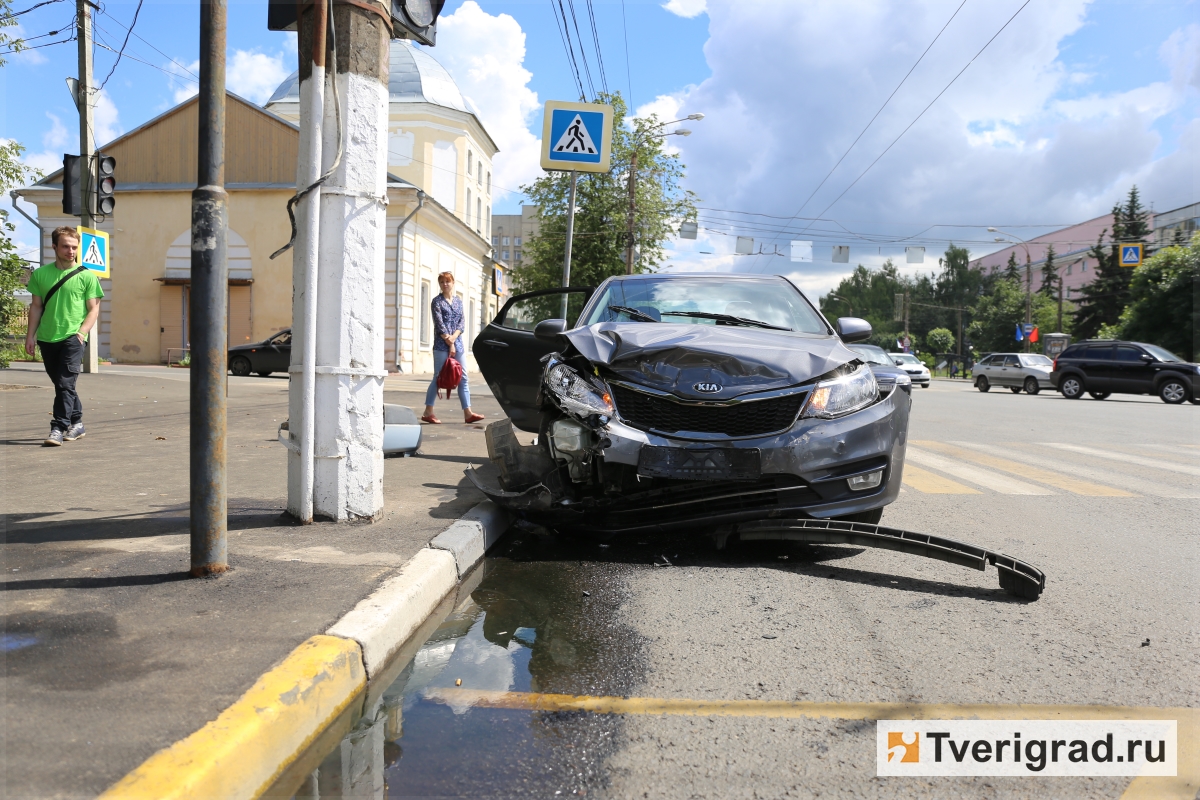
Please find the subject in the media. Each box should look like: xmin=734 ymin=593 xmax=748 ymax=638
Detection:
xmin=41 ymin=266 xmax=88 ymax=307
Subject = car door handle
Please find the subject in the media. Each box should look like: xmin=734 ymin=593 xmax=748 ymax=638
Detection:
xmin=482 ymin=339 xmax=509 ymax=348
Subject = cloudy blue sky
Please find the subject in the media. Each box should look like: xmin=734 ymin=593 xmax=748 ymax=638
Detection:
xmin=3 ymin=0 xmax=1197 ymax=296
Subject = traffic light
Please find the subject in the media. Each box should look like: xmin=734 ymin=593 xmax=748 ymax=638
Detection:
xmin=95 ymin=154 xmax=116 ymax=215
xmin=267 ymin=0 xmax=442 ymax=47
xmin=62 ymin=154 xmax=81 ymax=216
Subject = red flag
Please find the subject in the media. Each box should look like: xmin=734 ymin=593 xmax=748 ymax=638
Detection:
xmin=1030 ymin=327 xmax=1040 ymax=343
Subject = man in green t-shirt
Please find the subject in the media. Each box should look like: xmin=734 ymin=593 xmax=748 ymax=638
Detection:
xmin=25 ymin=226 xmax=104 ymax=446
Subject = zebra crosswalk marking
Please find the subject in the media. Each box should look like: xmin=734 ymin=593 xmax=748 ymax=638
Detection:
xmin=1043 ymin=443 xmax=1200 ymax=478
xmin=905 ymin=447 xmax=1052 ymax=495
xmin=900 ymin=464 xmax=980 ymax=494
xmin=949 ymin=441 xmax=1197 ymax=499
xmin=915 ymin=441 xmax=1133 ymax=497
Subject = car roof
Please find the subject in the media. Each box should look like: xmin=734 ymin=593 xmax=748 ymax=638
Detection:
xmin=608 ymin=273 xmax=793 ymax=282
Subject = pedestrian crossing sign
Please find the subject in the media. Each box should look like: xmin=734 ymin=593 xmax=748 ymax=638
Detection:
xmin=540 ymin=100 xmax=613 ymax=173
xmin=74 ymin=226 xmax=110 ymax=279
xmin=1119 ymin=243 xmax=1143 ymax=267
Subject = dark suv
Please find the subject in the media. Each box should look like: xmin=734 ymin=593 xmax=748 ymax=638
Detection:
xmin=1050 ymin=340 xmax=1199 ymax=404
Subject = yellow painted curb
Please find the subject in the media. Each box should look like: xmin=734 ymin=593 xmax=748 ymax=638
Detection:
xmin=100 ymin=635 xmax=365 ymax=800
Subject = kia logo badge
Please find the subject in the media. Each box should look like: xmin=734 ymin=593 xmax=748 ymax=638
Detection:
xmin=694 ymin=382 xmax=722 ymax=393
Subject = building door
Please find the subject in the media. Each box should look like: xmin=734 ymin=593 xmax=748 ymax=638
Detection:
xmin=228 ymin=285 xmax=253 ymax=347
xmin=159 ymin=285 xmax=186 ymax=363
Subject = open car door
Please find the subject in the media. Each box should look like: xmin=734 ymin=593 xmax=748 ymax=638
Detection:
xmin=473 ymin=287 xmax=593 ymax=432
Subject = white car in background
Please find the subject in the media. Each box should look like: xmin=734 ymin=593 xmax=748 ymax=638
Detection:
xmin=890 ymin=353 xmax=931 ymax=388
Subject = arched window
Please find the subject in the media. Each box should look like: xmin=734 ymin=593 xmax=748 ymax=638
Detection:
xmin=467 ymin=151 xmax=473 ymax=176
xmin=466 ymin=189 xmax=472 ymax=226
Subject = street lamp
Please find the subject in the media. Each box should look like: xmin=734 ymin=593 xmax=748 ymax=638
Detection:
xmin=625 ymin=114 xmax=704 ymax=275
xmin=988 ymin=226 xmax=1033 ymax=352
xmin=827 ymin=293 xmax=853 ymax=316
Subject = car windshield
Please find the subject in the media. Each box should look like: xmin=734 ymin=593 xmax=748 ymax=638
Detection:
xmin=1143 ymin=344 xmax=1183 ymax=362
xmin=580 ymin=277 xmax=829 ymax=335
xmin=892 ymin=354 xmax=922 ymax=365
xmin=848 ymin=345 xmax=894 ymax=366
xmin=1021 ymin=354 xmax=1052 ymax=366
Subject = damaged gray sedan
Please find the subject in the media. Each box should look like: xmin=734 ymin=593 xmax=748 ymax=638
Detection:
xmin=472 ymin=273 xmax=911 ymax=534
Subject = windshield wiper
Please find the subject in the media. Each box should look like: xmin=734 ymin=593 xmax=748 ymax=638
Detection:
xmin=661 ymin=311 xmax=792 ymax=331
xmin=608 ymin=305 xmax=660 ymax=323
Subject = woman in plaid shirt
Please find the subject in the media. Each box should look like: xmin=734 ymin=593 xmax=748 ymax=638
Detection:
xmin=422 ymin=271 xmax=485 ymax=424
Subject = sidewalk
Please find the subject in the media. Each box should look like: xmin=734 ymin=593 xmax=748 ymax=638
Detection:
xmin=0 ymin=364 xmax=499 ymax=798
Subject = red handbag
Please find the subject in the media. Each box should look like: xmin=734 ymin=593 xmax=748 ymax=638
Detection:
xmin=437 ymin=354 xmax=464 ymax=399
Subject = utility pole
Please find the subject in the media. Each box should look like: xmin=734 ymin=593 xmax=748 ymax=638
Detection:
xmin=1024 ymin=253 xmax=1032 ymax=354
xmin=190 ymin=0 xmax=228 ymax=577
xmin=1056 ymin=268 xmax=1064 ymax=332
xmin=75 ymin=0 xmax=98 ymax=373
xmin=561 ymin=171 xmax=578 ymax=319
xmin=904 ymin=291 xmax=910 ymax=350
xmin=624 ymin=151 xmax=636 ymax=275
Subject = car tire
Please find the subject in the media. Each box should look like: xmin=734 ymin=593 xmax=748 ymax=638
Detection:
xmin=1010 ymin=386 xmax=1021 ymax=394
xmin=1024 ymin=377 xmax=1041 ymax=395
xmin=257 ymin=371 xmax=272 ymax=378
xmin=1088 ymin=392 xmax=1110 ymax=400
xmin=921 ymin=383 xmax=930 ymax=388
xmin=1159 ymin=378 xmax=1189 ymax=404
xmin=230 ymin=356 xmax=251 ymax=376
xmin=976 ymin=376 xmax=990 ymax=392
xmin=1060 ymin=375 xmax=1084 ymax=399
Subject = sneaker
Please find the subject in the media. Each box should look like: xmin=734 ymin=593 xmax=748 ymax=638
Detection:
xmin=44 ymin=429 xmax=64 ymax=446
xmin=64 ymin=423 xmax=86 ymax=441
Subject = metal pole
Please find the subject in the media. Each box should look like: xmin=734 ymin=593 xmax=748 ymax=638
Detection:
xmin=76 ymin=0 xmax=99 ymax=373
xmin=1024 ymin=252 xmax=1032 ymax=353
xmin=190 ymin=0 xmax=228 ymax=576
xmin=560 ymin=171 xmax=578 ymax=320
xmin=298 ymin=0 xmax=327 ymax=525
xmin=625 ymin=150 xmax=637 ymax=275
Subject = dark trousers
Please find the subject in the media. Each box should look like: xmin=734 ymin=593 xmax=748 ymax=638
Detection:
xmin=38 ymin=337 xmax=84 ymax=432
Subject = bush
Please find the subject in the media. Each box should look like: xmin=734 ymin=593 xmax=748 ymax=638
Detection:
xmin=926 ymin=327 xmax=955 ymax=354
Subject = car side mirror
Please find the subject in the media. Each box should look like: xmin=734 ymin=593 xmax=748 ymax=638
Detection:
xmin=835 ymin=317 xmax=872 ymax=344
xmin=1141 ymin=353 xmax=1154 ymax=361
xmin=534 ymin=318 xmax=568 ymax=342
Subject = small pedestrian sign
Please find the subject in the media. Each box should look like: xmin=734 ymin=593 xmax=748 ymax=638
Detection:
xmin=74 ymin=226 xmax=110 ymax=279
xmin=540 ymin=100 xmax=613 ymax=173
xmin=1120 ymin=244 xmax=1143 ymax=267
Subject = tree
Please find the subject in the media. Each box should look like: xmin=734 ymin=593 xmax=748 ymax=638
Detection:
xmin=967 ymin=276 xmax=1063 ymax=354
xmin=1074 ymin=186 xmax=1150 ymax=339
xmin=516 ymin=93 xmax=697 ymax=296
xmin=1039 ymin=244 xmax=1060 ymax=296
xmin=1004 ymin=251 xmax=1021 ymax=282
xmin=1116 ymin=233 xmax=1199 ymax=361
xmin=926 ymin=327 xmax=955 ymax=355
xmin=0 ymin=0 xmax=28 ymax=65
xmin=1 ymin=139 xmax=42 ymax=367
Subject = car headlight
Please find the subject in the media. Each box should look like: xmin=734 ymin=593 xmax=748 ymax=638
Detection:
xmin=803 ymin=363 xmax=880 ymax=419
xmin=545 ymin=362 xmax=614 ymax=418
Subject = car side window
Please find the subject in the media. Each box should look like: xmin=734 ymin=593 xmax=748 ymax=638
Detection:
xmin=1085 ymin=344 xmax=1113 ymax=360
xmin=501 ymin=293 xmax=589 ymax=331
xmin=1060 ymin=346 xmax=1082 ymax=359
xmin=1003 ymin=355 xmax=1020 ymax=367
xmin=978 ymin=356 xmax=994 ymax=366
xmin=1115 ymin=346 xmax=1144 ymax=362
xmin=273 ymin=332 xmax=292 ymax=346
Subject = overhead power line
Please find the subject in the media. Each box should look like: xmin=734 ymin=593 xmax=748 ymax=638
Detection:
xmin=3 ymin=0 xmax=63 ymax=18
xmin=565 ymin=0 xmax=597 ymax=98
xmin=98 ymin=0 xmax=144 ymax=90
xmin=549 ymin=0 xmax=585 ymax=99
xmin=583 ymin=0 xmax=608 ymax=95
xmin=619 ymin=0 xmax=632 ymax=104
xmin=93 ymin=14 xmax=197 ymax=80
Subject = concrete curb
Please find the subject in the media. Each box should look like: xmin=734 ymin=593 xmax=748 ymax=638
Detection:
xmin=99 ymin=500 xmax=511 ymax=799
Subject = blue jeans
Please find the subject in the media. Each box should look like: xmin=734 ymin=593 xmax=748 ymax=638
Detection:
xmin=426 ymin=349 xmax=471 ymax=408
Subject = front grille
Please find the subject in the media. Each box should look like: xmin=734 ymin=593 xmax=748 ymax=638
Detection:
xmin=612 ymin=385 xmax=806 ymax=437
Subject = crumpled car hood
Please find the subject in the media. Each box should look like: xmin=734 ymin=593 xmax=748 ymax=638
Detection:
xmin=561 ymin=323 xmax=858 ymax=401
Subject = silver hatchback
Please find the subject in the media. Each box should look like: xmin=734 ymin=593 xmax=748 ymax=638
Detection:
xmin=974 ymin=352 xmax=1055 ymax=394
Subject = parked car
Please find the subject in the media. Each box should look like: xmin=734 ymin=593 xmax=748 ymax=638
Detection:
xmin=470 ymin=274 xmax=912 ymax=535
xmin=845 ymin=344 xmax=915 ymax=397
xmin=1050 ymin=340 xmax=1200 ymax=404
xmin=973 ymin=352 xmax=1054 ymax=395
xmin=229 ymin=329 xmax=291 ymax=377
xmin=888 ymin=352 xmax=931 ymax=387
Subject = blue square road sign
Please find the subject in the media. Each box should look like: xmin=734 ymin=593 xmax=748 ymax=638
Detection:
xmin=1120 ymin=244 xmax=1143 ymax=267
xmin=540 ymin=101 xmax=613 ymax=173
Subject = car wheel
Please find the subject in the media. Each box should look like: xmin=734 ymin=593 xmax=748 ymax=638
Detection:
xmin=1060 ymin=375 xmax=1084 ymax=399
xmin=976 ymin=376 xmax=990 ymax=392
xmin=230 ymin=356 xmax=251 ymax=376
xmin=257 ymin=371 xmax=272 ymax=378
xmin=921 ymin=383 xmax=930 ymax=388
xmin=1010 ymin=386 xmax=1022 ymax=394
xmin=1088 ymin=392 xmax=1110 ymax=400
xmin=1159 ymin=378 xmax=1189 ymax=404
xmin=1024 ymin=377 xmax=1041 ymax=395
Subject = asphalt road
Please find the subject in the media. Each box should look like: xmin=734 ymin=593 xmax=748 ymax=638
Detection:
xmin=324 ymin=378 xmax=1199 ymax=800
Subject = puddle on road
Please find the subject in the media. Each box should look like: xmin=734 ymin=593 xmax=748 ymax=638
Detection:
xmin=277 ymin=531 xmax=646 ymax=799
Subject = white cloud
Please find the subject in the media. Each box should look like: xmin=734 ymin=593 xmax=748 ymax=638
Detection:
xmin=635 ymin=93 xmax=685 ymax=123
xmin=435 ymin=0 xmax=542 ymax=198
xmin=663 ymin=0 xmax=707 ymax=19
xmin=94 ymin=89 xmax=122 ymax=144
xmin=649 ymin=0 xmax=1200 ymax=298
xmin=228 ymin=50 xmax=291 ymax=105
xmin=23 ymin=112 xmax=70 ymax=174
xmin=170 ymin=60 xmax=201 ymax=105
xmin=6 ymin=22 xmax=48 ymax=65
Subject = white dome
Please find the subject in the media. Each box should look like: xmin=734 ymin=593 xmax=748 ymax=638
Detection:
xmin=266 ymin=40 xmax=468 ymax=113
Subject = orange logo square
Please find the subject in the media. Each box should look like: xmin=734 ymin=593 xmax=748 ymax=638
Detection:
xmin=887 ymin=731 xmax=920 ymax=763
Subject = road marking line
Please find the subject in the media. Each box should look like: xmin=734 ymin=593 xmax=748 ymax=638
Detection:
xmin=915 ymin=441 xmax=1133 ymax=497
xmin=423 ymin=690 xmax=1198 ymax=799
xmin=1043 ymin=443 xmax=1200 ymax=478
xmin=901 ymin=464 xmax=980 ymax=494
xmin=950 ymin=442 xmax=1198 ymax=499
xmin=906 ymin=447 xmax=1052 ymax=494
